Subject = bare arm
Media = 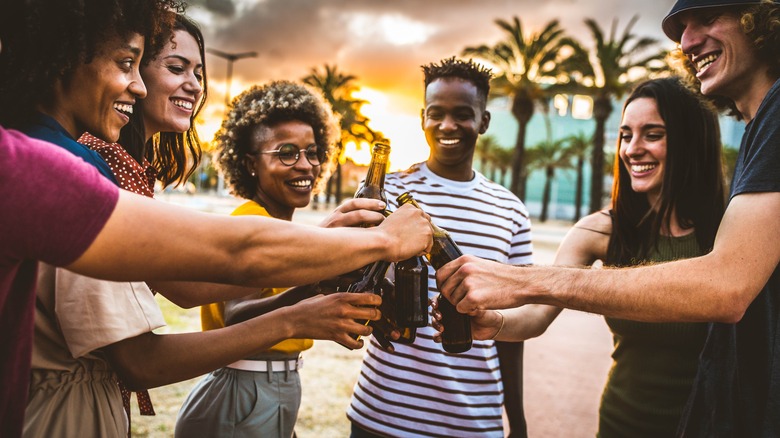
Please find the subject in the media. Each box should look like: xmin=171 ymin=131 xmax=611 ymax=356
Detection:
xmin=437 ymin=193 xmax=780 ymax=323
xmin=102 ymin=292 xmax=380 ymax=390
xmin=433 ymin=212 xmax=611 ymax=341
xmin=67 ymin=191 xmax=432 ymax=287
xmin=223 ymin=284 xmax=322 ymax=326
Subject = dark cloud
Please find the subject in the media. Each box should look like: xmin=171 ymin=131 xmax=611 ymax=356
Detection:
xmin=192 ymin=0 xmax=676 ymax=109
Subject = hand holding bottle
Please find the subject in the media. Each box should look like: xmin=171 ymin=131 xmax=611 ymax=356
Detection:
xmin=318 ymin=198 xmax=388 ymax=229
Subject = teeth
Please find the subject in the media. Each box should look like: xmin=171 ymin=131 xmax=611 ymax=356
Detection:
xmin=696 ymin=54 xmax=718 ymax=72
xmin=631 ymin=164 xmax=656 ymax=173
xmin=289 ymin=180 xmax=312 ymax=188
xmin=113 ymin=103 xmax=133 ymax=115
xmin=172 ymin=99 xmax=193 ymax=110
xmin=440 ymin=138 xmax=459 ymax=145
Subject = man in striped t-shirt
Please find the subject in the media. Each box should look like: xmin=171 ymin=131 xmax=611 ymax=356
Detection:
xmin=347 ymin=57 xmax=533 ymax=437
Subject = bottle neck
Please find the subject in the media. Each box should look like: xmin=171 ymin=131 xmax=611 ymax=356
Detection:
xmin=364 ymin=154 xmax=388 ymax=191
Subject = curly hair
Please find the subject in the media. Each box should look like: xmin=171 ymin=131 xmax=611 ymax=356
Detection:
xmin=216 ymin=81 xmax=340 ymax=200
xmin=119 ymin=14 xmax=207 ymax=189
xmin=668 ymin=1 xmax=780 ymax=118
xmin=0 ymin=0 xmax=183 ymax=127
xmin=422 ymin=57 xmax=493 ymax=104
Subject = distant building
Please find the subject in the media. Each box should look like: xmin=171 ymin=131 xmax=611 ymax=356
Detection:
xmin=482 ymin=94 xmax=745 ymax=221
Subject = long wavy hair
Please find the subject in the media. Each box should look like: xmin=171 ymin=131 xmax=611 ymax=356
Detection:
xmin=118 ymin=14 xmax=207 ymax=188
xmin=0 ymin=0 xmax=182 ymax=127
xmin=606 ymin=77 xmax=726 ymax=266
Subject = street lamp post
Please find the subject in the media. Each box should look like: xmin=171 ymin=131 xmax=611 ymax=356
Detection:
xmin=205 ymin=48 xmax=257 ymax=195
xmin=206 ymin=48 xmax=258 ymax=109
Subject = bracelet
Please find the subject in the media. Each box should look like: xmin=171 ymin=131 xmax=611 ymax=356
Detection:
xmin=489 ymin=310 xmax=505 ymax=341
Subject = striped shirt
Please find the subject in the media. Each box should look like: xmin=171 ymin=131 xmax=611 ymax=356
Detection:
xmin=347 ymin=162 xmax=533 ymax=437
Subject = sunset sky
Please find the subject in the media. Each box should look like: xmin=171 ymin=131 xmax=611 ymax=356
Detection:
xmin=187 ymin=0 xmax=678 ymax=170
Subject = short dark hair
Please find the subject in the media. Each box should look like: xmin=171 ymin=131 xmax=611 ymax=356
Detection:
xmin=607 ymin=77 xmax=726 ymax=265
xmin=668 ymin=1 xmax=780 ymax=117
xmin=0 ymin=0 xmax=182 ymax=127
xmin=216 ymin=81 xmax=340 ymax=200
xmin=119 ymin=14 xmax=207 ymax=189
xmin=422 ymin=57 xmax=493 ymax=104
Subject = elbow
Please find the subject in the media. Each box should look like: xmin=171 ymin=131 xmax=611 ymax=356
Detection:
xmin=111 ymin=364 xmax=158 ymax=391
xmin=711 ymin=285 xmax=755 ymax=324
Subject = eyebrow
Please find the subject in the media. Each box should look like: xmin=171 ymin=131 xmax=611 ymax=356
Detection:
xmin=164 ymin=54 xmax=204 ymax=68
xmin=121 ymin=43 xmax=143 ymax=57
xmin=620 ymin=123 xmax=666 ymax=130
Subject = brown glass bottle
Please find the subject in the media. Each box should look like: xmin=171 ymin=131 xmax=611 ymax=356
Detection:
xmin=354 ymin=142 xmax=390 ymax=204
xmin=394 ymin=256 xmax=429 ymax=328
xmin=396 ymin=192 xmax=472 ymax=353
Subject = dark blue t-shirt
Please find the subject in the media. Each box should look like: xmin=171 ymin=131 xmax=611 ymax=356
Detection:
xmin=679 ymin=78 xmax=780 ymax=437
xmin=21 ymin=113 xmax=118 ymax=185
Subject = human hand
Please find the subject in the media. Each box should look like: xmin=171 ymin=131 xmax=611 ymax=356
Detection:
xmin=319 ymin=198 xmax=387 ymax=228
xmin=376 ymin=204 xmax=433 ymax=261
xmin=430 ymin=297 xmax=504 ymax=342
xmin=289 ymin=292 xmax=382 ymax=349
xmin=435 ymin=255 xmax=527 ymax=313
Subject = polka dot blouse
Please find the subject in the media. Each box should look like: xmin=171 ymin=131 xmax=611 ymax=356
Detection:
xmin=78 ymin=133 xmax=156 ymax=198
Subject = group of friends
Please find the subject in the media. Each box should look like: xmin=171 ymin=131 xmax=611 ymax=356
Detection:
xmin=0 ymin=0 xmax=778 ymax=437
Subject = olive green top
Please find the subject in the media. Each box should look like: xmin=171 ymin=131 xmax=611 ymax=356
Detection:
xmin=598 ymin=232 xmax=707 ymax=437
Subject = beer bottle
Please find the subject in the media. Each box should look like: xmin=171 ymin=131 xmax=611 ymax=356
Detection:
xmin=394 ymin=256 xmax=429 ymax=328
xmin=377 ymin=277 xmax=416 ymax=345
xmin=354 ymin=142 xmax=390 ymax=205
xmin=396 ymin=191 xmax=472 ymax=353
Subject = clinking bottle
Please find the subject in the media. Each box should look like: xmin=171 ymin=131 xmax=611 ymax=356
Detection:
xmin=396 ymin=191 xmax=472 ymax=353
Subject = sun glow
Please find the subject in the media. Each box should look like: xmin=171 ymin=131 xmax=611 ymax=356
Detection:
xmin=352 ymin=87 xmax=428 ymax=171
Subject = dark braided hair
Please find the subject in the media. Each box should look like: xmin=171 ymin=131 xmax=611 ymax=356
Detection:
xmin=0 ymin=0 xmax=183 ymax=127
xmin=422 ymin=57 xmax=493 ymax=103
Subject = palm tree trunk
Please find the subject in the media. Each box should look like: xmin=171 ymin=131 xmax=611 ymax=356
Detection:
xmin=335 ymin=162 xmax=343 ymax=204
xmin=574 ymin=156 xmax=584 ymax=222
xmin=510 ymin=94 xmax=534 ymax=200
xmin=590 ymin=96 xmax=613 ymax=213
xmin=540 ymin=166 xmax=553 ymax=222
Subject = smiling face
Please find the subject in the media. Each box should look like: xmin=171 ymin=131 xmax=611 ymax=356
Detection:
xmin=678 ymin=8 xmax=764 ymax=101
xmin=140 ymin=29 xmax=204 ymax=139
xmin=246 ymin=119 xmax=321 ymax=220
xmin=619 ymin=97 xmax=667 ymax=207
xmin=422 ymin=77 xmax=490 ymax=181
xmin=51 ymin=32 xmax=146 ymax=142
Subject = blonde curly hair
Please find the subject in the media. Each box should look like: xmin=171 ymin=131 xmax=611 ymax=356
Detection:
xmin=216 ymin=80 xmax=340 ymax=199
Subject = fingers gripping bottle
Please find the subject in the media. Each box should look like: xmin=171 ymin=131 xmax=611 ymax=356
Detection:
xmin=396 ymin=192 xmax=472 ymax=353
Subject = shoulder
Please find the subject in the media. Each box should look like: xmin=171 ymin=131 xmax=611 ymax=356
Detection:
xmin=556 ymin=211 xmax=611 ymax=266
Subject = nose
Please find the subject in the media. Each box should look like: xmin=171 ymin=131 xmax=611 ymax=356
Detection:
xmin=439 ymin=114 xmax=457 ymax=132
xmin=680 ymin=22 xmax=703 ymax=57
xmin=129 ymin=71 xmax=147 ymax=99
xmin=292 ymin=149 xmax=314 ymax=170
xmin=623 ymin=136 xmax=645 ymax=158
xmin=183 ymin=71 xmax=203 ymax=97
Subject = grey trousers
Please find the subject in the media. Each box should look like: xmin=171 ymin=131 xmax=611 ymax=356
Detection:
xmin=175 ymin=366 xmax=301 ymax=438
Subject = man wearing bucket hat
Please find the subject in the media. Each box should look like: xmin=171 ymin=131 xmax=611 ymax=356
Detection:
xmin=434 ymin=0 xmax=780 ymax=435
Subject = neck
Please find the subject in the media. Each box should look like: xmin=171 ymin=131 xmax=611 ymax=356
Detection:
xmin=36 ymin=105 xmax=79 ymax=139
xmin=733 ymin=72 xmax=778 ymax=123
xmin=426 ymin=157 xmax=474 ymax=182
xmin=253 ymin=194 xmax=293 ymax=221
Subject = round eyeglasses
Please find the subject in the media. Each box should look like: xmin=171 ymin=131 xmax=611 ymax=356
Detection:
xmin=257 ymin=143 xmax=322 ymax=166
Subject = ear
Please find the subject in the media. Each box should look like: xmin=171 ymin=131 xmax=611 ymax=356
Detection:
xmin=245 ymin=154 xmax=258 ymax=176
xmin=479 ymin=110 xmax=491 ymax=134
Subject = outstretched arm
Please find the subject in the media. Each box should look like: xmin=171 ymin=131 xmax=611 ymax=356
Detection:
xmin=437 ymin=193 xmax=780 ymax=323
xmin=102 ymin=292 xmax=381 ymax=390
xmin=68 ymin=191 xmax=432 ymax=288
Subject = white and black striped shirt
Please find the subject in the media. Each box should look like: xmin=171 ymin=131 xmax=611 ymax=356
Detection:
xmin=347 ymin=162 xmax=533 ymax=437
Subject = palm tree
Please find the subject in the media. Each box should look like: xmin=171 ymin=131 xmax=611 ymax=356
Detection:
xmin=302 ymin=64 xmax=380 ymax=205
xmin=571 ymin=16 xmax=666 ymax=213
xmin=462 ymin=17 xmax=588 ymax=200
xmin=475 ymin=135 xmax=500 ymax=180
xmin=566 ymin=132 xmax=591 ymax=222
xmin=527 ymin=139 xmax=572 ymax=222
xmin=491 ymin=146 xmax=514 ymax=187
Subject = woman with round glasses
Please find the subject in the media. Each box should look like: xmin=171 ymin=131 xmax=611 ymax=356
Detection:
xmin=175 ymin=80 xmax=382 ymax=437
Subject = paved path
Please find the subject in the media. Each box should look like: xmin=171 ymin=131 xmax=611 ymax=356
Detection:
xmin=160 ymin=193 xmax=614 ymax=437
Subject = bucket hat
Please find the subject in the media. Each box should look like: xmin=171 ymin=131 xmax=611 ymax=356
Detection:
xmin=662 ymin=0 xmax=778 ymax=42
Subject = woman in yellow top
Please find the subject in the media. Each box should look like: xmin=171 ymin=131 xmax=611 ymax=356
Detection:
xmin=176 ymin=80 xmax=385 ymax=438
